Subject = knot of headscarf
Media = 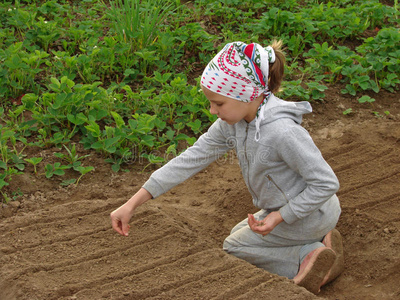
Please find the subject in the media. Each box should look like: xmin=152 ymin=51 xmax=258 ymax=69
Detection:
xmin=201 ymin=41 xmax=276 ymax=141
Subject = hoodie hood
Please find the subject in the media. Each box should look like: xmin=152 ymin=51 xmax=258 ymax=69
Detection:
xmin=260 ymin=94 xmax=312 ymax=126
xmin=245 ymin=94 xmax=312 ymax=142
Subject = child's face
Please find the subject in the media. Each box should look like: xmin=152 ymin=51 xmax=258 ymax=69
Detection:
xmin=201 ymin=85 xmax=260 ymax=124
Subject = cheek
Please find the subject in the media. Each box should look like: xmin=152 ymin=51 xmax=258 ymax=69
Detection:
xmin=227 ymin=109 xmax=243 ymax=121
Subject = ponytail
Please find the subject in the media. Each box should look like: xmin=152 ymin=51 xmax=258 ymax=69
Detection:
xmin=268 ymin=40 xmax=285 ymax=94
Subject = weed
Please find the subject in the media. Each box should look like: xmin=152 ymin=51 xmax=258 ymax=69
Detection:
xmin=105 ymin=0 xmax=176 ymax=51
xmin=54 ymin=144 xmax=90 ymax=168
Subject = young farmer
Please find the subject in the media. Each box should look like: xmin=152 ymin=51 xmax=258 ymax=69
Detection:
xmin=110 ymin=41 xmax=344 ymax=294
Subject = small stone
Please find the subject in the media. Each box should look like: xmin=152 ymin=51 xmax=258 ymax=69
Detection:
xmin=9 ymin=201 xmax=20 ymax=209
xmin=383 ymin=228 xmax=390 ymax=234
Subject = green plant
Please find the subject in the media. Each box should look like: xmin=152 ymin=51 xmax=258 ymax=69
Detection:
xmin=340 ymin=64 xmax=379 ymax=96
xmin=84 ymin=121 xmax=121 ymax=155
xmin=305 ymin=81 xmax=328 ymax=101
xmin=0 ymin=167 xmax=21 ymax=203
xmin=134 ymin=49 xmax=159 ymax=76
xmin=0 ymin=171 xmax=9 ymax=191
xmin=0 ymin=125 xmax=26 ymax=172
xmin=140 ymin=153 xmax=166 ymax=172
xmin=357 ymin=28 xmax=400 ymax=92
xmin=73 ymin=165 xmax=94 ymax=185
xmin=279 ymin=79 xmax=327 ymax=101
xmin=31 ymin=17 xmax=61 ymax=52
xmin=304 ymin=43 xmax=356 ymax=83
xmin=25 ymin=76 xmax=113 ymax=147
xmin=105 ymin=0 xmax=176 ymax=51
xmin=24 ymin=157 xmax=43 ymax=175
xmin=358 ymin=95 xmax=375 ymax=104
xmin=54 ymin=144 xmax=90 ymax=168
xmin=1 ymin=42 xmax=50 ymax=99
xmin=343 ymin=108 xmax=353 ymax=115
xmin=6 ymin=5 xmax=37 ymax=34
xmin=105 ymin=151 xmax=130 ymax=172
xmin=44 ymin=162 xmax=69 ymax=178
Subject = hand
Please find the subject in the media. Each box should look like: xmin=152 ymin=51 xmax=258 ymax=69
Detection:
xmin=248 ymin=211 xmax=284 ymax=236
xmin=110 ymin=204 xmax=133 ymax=236
xmin=110 ymin=188 xmax=153 ymax=236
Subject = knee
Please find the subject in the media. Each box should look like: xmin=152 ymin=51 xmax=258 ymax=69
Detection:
xmin=223 ymin=235 xmax=235 ymax=253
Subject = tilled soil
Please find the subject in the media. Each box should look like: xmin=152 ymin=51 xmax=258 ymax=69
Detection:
xmin=1 ymin=90 xmax=399 ymax=300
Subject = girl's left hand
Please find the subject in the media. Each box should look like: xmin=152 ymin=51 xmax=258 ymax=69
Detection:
xmin=247 ymin=211 xmax=284 ymax=236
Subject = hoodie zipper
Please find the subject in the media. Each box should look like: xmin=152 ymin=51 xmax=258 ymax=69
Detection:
xmin=244 ymin=124 xmax=258 ymax=200
xmin=266 ymin=174 xmax=289 ymax=203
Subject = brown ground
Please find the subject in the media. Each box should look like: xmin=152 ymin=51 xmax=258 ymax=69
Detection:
xmin=0 ymin=86 xmax=399 ymax=300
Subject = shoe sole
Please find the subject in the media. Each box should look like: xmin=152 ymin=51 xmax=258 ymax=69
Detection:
xmin=322 ymin=229 xmax=345 ymax=285
xmin=294 ymin=247 xmax=336 ymax=294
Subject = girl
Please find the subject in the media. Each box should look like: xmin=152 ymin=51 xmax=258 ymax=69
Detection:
xmin=110 ymin=41 xmax=344 ymax=294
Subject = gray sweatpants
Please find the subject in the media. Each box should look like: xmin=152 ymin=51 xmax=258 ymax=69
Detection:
xmin=223 ymin=195 xmax=341 ymax=279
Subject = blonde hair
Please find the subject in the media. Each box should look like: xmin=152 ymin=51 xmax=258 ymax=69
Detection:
xmin=268 ymin=40 xmax=285 ymax=94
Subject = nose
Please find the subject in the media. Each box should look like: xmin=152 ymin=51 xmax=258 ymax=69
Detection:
xmin=209 ymin=103 xmax=218 ymax=115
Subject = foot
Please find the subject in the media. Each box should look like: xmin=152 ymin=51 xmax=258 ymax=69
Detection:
xmin=321 ymin=228 xmax=345 ymax=286
xmin=293 ymin=247 xmax=336 ymax=294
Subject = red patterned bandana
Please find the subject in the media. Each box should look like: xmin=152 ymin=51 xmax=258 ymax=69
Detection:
xmin=201 ymin=41 xmax=275 ymax=102
xmin=201 ymin=41 xmax=276 ymax=141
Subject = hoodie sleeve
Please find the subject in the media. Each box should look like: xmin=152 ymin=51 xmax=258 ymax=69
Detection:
xmin=142 ymin=119 xmax=231 ymax=198
xmin=277 ymin=125 xmax=340 ymax=224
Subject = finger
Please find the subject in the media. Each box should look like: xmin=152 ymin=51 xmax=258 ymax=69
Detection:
xmin=122 ymin=223 xmax=130 ymax=236
xmin=111 ymin=217 xmax=124 ymax=236
xmin=248 ymin=214 xmax=257 ymax=224
xmin=250 ymin=215 xmax=264 ymax=228
xmin=254 ymin=229 xmax=265 ymax=235
xmin=248 ymin=215 xmax=263 ymax=232
xmin=247 ymin=214 xmax=256 ymax=228
xmin=262 ymin=230 xmax=272 ymax=236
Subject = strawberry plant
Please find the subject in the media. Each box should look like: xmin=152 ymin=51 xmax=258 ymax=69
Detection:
xmin=44 ymin=162 xmax=69 ymax=178
xmin=24 ymin=157 xmax=43 ymax=175
xmin=357 ymin=28 xmax=400 ymax=92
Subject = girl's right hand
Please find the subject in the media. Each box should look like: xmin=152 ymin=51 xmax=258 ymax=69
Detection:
xmin=110 ymin=188 xmax=153 ymax=236
xmin=110 ymin=204 xmax=133 ymax=236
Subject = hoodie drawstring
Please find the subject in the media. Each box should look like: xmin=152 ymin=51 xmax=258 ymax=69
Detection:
xmin=254 ymin=91 xmax=272 ymax=142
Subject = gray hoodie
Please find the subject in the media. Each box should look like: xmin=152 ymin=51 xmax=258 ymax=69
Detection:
xmin=142 ymin=94 xmax=340 ymax=230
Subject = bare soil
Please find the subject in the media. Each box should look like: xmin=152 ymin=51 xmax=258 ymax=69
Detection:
xmin=1 ymin=87 xmax=399 ymax=300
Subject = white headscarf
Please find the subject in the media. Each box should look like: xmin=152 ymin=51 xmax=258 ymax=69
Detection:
xmin=201 ymin=41 xmax=276 ymax=141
